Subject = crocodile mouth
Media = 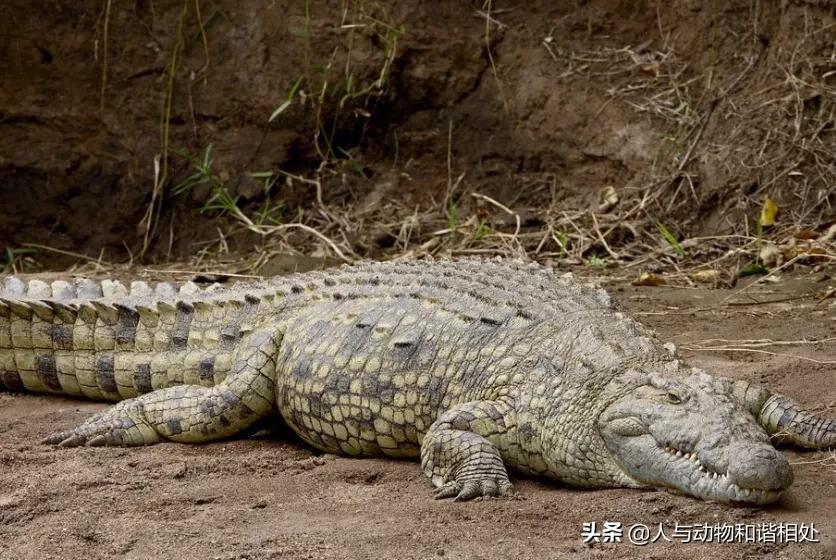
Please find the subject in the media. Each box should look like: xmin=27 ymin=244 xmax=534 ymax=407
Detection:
xmin=658 ymin=444 xmax=782 ymax=505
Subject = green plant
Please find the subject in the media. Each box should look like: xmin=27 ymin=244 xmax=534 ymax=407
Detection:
xmin=274 ymin=1 xmax=405 ymax=162
xmin=336 ymin=147 xmax=369 ymax=178
xmin=337 ymin=17 xmax=404 ymax=110
xmin=446 ymin=201 xmax=459 ymax=231
xmin=739 ymin=263 xmax=768 ymax=277
xmin=2 ymin=247 xmax=38 ymax=274
xmin=139 ymin=0 xmax=189 ymax=256
xmin=174 ymin=145 xmax=283 ymax=230
xmin=585 ymin=255 xmax=607 ymax=268
xmin=472 ymin=219 xmax=491 ymax=241
xmin=269 ymin=76 xmax=304 ymax=122
xmin=249 ymin=171 xmax=283 ymax=227
xmin=554 ymin=230 xmax=570 ymax=254
xmin=657 ymin=222 xmax=685 ymax=258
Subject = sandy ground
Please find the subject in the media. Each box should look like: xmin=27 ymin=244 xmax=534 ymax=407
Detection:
xmin=1 ymin=272 xmax=835 ymax=560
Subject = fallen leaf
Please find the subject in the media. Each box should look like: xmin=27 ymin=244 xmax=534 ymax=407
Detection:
xmin=632 ymin=272 xmax=666 ymax=286
xmin=793 ymin=228 xmax=819 ymax=240
xmin=759 ymin=196 xmax=778 ymax=227
xmin=598 ymin=186 xmax=619 ymax=213
xmin=640 ymin=63 xmax=661 ymax=77
xmin=691 ymin=269 xmax=720 ymax=283
xmin=795 ymin=247 xmax=831 ymax=263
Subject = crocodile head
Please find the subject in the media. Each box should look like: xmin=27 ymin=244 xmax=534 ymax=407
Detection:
xmin=597 ymin=369 xmax=792 ymax=504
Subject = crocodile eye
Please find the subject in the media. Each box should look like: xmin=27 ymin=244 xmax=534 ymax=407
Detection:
xmin=666 ymin=392 xmax=683 ymax=405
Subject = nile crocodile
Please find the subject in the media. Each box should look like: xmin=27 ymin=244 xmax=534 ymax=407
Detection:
xmin=0 ymin=259 xmax=833 ymax=504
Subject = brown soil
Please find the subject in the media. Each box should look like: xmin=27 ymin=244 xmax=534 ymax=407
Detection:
xmin=2 ymin=1 xmax=834 ymax=266
xmin=1 ymin=272 xmax=835 ymax=560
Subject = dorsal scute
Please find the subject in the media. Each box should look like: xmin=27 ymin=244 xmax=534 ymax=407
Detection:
xmin=0 ymin=259 xmax=618 ymax=333
xmin=91 ymin=301 xmax=118 ymax=324
xmin=1 ymin=298 xmax=32 ymax=320
xmin=179 ymin=281 xmax=200 ymax=296
xmin=130 ymin=281 xmax=152 ymax=298
xmin=75 ymin=278 xmax=102 ymax=299
xmin=157 ymin=301 xmax=177 ymax=315
xmin=135 ymin=303 xmax=159 ymax=327
xmin=28 ymin=300 xmax=54 ymax=321
xmin=101 ymin=280 xmax=128 ymax=299
xmin=154 ymin=282 xmax=177 ymax=299
xmin=46 ymin=301 xmax=79 ymax=323
xmin=26 ymin=279 xmax=51 ymax=299
xmin=2 ymin=277 xmax=26 ymax=297
xmin=77 ymin=302 xmax=97 ymax=323
xmin=50 ymin=280 xmax=75 ymax=300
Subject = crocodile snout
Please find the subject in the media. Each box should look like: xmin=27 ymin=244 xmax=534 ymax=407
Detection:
xmin=727 ymin=441 xmax=793 ymax=492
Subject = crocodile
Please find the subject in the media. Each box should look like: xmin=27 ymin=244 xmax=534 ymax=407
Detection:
xmin=0 ymin=259 xmax=833 ymax=504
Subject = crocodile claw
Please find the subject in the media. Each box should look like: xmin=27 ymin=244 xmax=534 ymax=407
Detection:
xmin=41 ymin=400 xmax=161 ymax=447
xmin=434 ymin=478 xmax=514 ymax=501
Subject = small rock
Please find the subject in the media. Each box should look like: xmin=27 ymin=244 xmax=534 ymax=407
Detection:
xmin=251 ymin=499 xmax=268 ymax=509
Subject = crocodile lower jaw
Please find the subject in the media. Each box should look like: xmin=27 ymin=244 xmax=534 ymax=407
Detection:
xmin=660 ymin=445 xmax=782 ymax=504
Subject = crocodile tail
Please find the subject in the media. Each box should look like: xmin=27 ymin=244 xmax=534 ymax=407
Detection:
xmin=758 ymin=393 xmax=836 ymax=449
xmin=0 ymin=276 xmax=239 ymax=401
xmin=731 ymin=379 xmax=836 ymax=449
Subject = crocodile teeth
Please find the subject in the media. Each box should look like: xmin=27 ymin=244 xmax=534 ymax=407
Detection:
xmin=676 ymin=450 xmax=683 ymax=457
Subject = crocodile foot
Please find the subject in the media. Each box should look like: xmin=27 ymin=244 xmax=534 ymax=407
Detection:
xmin=434 ymin=476 xmax=514 ymax=501
xmin=42 ymin=398 xmax=161 ymax=447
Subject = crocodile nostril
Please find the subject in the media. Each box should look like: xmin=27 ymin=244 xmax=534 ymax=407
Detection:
xmin=727 ymin=443 xmax=793 ymax=491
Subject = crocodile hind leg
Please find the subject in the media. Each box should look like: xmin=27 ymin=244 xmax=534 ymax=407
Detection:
xmin=421 ymin=399 xmax=518 ymax=501
xmin=43 ymin=331 xmax=280 ymax=447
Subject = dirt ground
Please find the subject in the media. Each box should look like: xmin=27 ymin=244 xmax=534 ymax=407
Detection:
xmin=1 ymin=270 xmax=834 ymax=560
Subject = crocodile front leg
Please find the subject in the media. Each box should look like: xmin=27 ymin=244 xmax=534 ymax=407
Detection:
xmin=421 ymin=399 xmax=517 ymax=501
xmin=43 ymin=331 xmax=279 ymax=447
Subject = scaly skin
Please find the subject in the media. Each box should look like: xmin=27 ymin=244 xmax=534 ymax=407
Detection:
xmin=0 ymin=259 xmax=833 ymax=504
